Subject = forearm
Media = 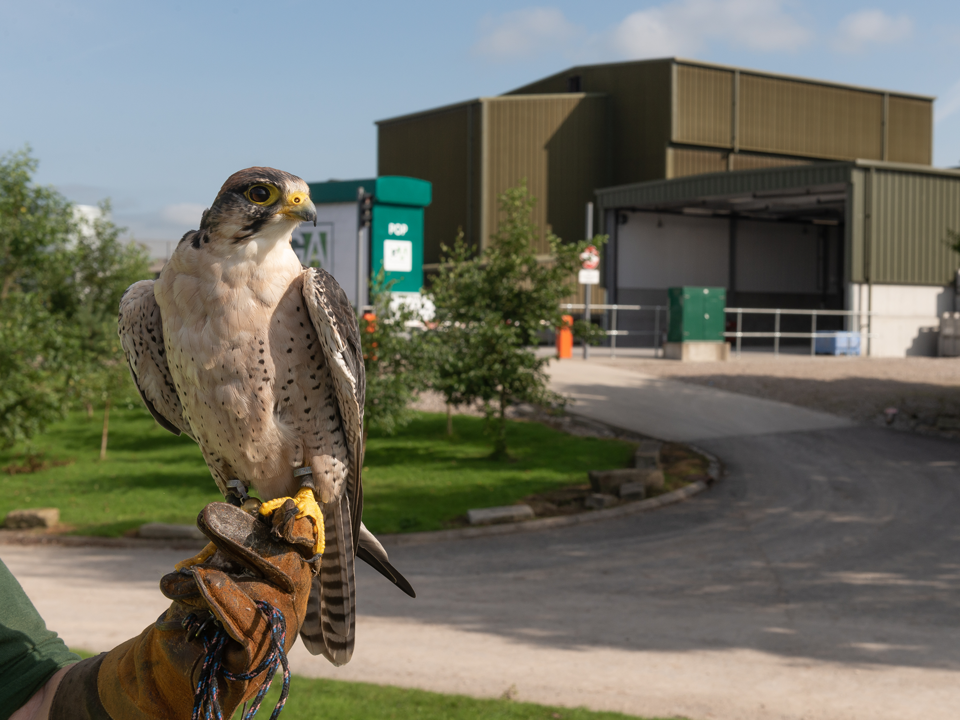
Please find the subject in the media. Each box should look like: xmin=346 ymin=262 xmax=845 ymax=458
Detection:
xmin=9 ymin=666 xmax=74 ymax=720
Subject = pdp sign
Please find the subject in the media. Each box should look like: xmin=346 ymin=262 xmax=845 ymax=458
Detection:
xmin=369 ymin=176 xmax=432 ymax=294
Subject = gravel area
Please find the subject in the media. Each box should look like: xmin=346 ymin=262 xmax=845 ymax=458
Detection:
xmin=592 ymin=354 xmax=960 ymax=438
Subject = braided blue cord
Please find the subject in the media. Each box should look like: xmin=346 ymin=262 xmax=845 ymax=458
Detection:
xmin=184 ymin=600 xmax=290 ymax=720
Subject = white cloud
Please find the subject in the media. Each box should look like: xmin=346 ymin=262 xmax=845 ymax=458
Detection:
xmin=834 ymin=9 xmax=913 ymax=52
xmin=612 ymin=0 xmax=811 ymax=59
xmin=474 ymin=7 xmax=580 ymax=60
xmin=160 ymin=203 xmax=206 ymax=227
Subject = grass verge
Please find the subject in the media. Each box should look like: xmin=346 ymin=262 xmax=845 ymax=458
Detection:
xmin=1 ymin=409 xmax=636 ymax=536
xmin=67 ymin=649 xmax=681 ymax=720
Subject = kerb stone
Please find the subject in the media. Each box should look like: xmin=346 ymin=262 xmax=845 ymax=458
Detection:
xmin=590 ymin=468 xmax=664 ymax=494
xmin=634 ymin=440 xmax=662 ymax=470
xmin=467 ymin=505 xmax=535 ymax=526
xmin=4 ymin=508 xmax=60 ymax=529
xmin=619 ymin=481 xmax=646 ymax=500
xmin=584 ymin=493 xmax=619 ymax=510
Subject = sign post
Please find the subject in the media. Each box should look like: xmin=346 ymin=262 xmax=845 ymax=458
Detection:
xmin=579 ymin=203 xmax=598 ymax=359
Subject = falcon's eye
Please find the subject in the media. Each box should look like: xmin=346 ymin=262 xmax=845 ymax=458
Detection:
xmin=245 ymin=185 xmax=280 ymax=206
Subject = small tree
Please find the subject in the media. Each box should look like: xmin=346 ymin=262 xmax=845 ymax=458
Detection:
xmin=948 ymin=228 xmax=960 ymax=256
xmin=430 ymin=181 xmax=605 ymax=459
xmin=0 ymin=147 xmax=150 ymax=451
xmin=359 ymin=270 xmax=433 ymax=438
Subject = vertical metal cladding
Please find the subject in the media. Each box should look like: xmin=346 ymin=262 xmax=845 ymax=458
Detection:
xmin=668 ymin=147 xmax=728 ymax=178
xmin=871 ymin=168 xmax=960 ymax=285
xmin=738 ymin=74 xmax=884 ymax=160
xmin=887 ymin=96 xmax=933 ymax=165
xmin=377 ymin=101 xmax=481 ymax=266
xmin=483 ymin=94 xmax=608 ymax=256
xmin=507 ymin=59 xmax=673 ymax=186
xmin=731 ymin=154 xmax=813 ymax=171
xmin=674 ymin=64 xmax=733 ymax=148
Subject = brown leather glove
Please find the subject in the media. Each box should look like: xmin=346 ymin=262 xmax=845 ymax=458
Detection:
xmin=49 ymin=501 xmax=316 ymax=720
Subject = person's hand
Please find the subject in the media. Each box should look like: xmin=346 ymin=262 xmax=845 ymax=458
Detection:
xmin=48 ymin=501 xmax=316 ymax=720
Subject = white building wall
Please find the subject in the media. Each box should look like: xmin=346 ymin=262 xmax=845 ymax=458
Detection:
xmin=617 ymin=212 xmax=728 ymax=290
xmin=292 ymin=202 xmax=359 ymax=307
xmin=847 ymin=283 xmax=953 ymax=357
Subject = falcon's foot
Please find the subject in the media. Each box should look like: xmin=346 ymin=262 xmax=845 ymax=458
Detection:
xmin=259 ymin=487 xmax=325 ymax=556
xmin=174 ymin=541 xmax=216 ymax=572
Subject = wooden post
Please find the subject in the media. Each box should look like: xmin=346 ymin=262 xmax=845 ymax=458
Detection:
xmin=99 ymin=399 xmax=111 ymax=461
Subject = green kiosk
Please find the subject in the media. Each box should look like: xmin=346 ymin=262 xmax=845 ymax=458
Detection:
xmin=361 ymin=176 xmax=432 ymax=304
xmin=665 ymin=286 xmax=730 ymax=362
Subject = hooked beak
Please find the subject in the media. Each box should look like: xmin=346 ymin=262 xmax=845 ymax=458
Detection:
xmin=283 ymin=192 xmax=317 ymax=226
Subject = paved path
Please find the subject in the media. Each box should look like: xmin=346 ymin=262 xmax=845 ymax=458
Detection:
xmin=548 ymin=357 xmax=852 ymax=441
xmin=4 ymin=361 xmax=960 ymax=719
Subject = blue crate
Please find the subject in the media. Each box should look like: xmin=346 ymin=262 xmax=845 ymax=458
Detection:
xmin=815 ymin=331 xmax=861 ymax=356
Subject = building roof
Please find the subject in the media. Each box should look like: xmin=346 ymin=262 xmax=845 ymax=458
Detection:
xmin=595 ymin=160 xmax=960 ymax=216
xmin=509 ymin=57 xmax=935 ymax=102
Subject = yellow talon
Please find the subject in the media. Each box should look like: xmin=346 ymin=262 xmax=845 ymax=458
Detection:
xmin=174 ymin=541 xmax=216 ymax=572
xmin=259 ymin=486 xmax=325 ymax=556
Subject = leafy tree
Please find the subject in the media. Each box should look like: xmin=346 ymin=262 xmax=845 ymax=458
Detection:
xmin=429 ymin=181 xmax=606 ymax=459
xmin=0 ymin=147 xmax=150 ymax=451
xmin=948 ymin=228 xmax=960 ymax=257
xmin=359 ymin=270 xmax=433 ymax=438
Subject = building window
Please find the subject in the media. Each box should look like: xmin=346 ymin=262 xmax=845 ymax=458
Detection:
xmin=566 ymin=75 xmax=582 ymax=92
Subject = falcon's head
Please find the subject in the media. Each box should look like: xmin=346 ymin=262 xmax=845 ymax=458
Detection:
xmin=198 ymin=166 xmax=317 ymax=246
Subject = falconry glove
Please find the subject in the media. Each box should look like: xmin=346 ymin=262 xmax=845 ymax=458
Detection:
xmin=49 ymin=502 xmax=316 ymax=720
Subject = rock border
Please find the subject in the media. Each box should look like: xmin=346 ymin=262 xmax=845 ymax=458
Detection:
xmin=0 ymin=413 xmax=721 ymax=550
xmin=380 ymin=415 xmax=723 ymax=547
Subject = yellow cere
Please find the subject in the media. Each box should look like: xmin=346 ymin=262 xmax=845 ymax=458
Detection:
xmin=287 ymin=191 xmax=309 ymax=207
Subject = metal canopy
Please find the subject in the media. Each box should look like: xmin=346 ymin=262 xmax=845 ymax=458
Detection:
xmin=597 ymin=163 xmax=853 ymax=223
xmin=660 ymin=184 xmax=848 ymax=222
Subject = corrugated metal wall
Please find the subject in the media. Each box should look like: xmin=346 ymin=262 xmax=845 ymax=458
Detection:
xmin=674 ymin=64 xmax=732 ymax=148
xmin=668 ymin=147 xmax=728 ymax=177
xmin=868 ymin=168 xmax=960 ymax=285
xmin=483 ymin=94 xmax=609 ymax=255
xmin=731 ymin=154 xmax=812 ymax=171
xmin=738 ymin=74 xmax=884 ymax=160
xmin=509 ymin=60 xmax=672 ymax=186
xmin=378 ymin=102 xmax=481 ymax=266
xmin=887 ymin=96 xmax=933 ymax=165
xmin=668 ymin=148 xmax=814 ymax=178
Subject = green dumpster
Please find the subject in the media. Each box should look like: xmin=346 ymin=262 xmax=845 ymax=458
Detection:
xmin=667 ymin=287 xmax=726 ymax=342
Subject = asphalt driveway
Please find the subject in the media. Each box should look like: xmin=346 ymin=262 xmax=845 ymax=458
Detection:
xmin=3 ymin=362 xmax=959 ymax=719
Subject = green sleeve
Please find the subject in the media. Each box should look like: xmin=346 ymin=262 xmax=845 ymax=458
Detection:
xmin=0 ymin=558 xmax=80 ymax=720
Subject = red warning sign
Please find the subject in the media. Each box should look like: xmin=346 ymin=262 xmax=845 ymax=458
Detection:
xmin=580 ymin=245 xmax=600 ymax=270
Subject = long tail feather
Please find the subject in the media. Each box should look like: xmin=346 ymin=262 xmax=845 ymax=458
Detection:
xmin=299 ymin=493 xmax=356 ymax=665
xmin=357 ymin=523 xmax=416 ymax=598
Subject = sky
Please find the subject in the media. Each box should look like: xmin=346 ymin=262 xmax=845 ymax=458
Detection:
xmin=2 ymin=0 xmax=960 ymax=254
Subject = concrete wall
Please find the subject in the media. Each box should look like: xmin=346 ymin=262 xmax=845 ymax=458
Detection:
xmin=847 ymin=282 xmax=953 ymax=357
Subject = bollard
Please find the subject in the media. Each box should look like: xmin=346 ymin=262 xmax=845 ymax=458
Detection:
xmin=557 ymin=315 xmax=573 ymax=359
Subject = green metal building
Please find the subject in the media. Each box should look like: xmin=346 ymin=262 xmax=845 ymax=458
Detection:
xmin=377 ymin=57 xmax=933 ymax=274
xmin=596 ymin=160 xmax=960 ymax=356
xmin=377 ymin=57 xmax=954 ymax=356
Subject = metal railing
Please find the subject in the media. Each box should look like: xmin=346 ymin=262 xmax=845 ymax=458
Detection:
xmin=560 ymin=304 xmax=940 ymax=358
xmin=723 ymin=307 xmax=869 ymax=357
xmin=560 ymin=303 xmax=666 ymax=357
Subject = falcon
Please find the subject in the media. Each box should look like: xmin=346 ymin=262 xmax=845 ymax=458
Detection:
xmin=118 ymin=167 xmax=414 ymax=666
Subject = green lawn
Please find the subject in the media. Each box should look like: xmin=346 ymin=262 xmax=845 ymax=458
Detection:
xmin=1 ymin=409 xmax=635 ymax=536
xmin=68 ymin=649 xmax=678 ymax=720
